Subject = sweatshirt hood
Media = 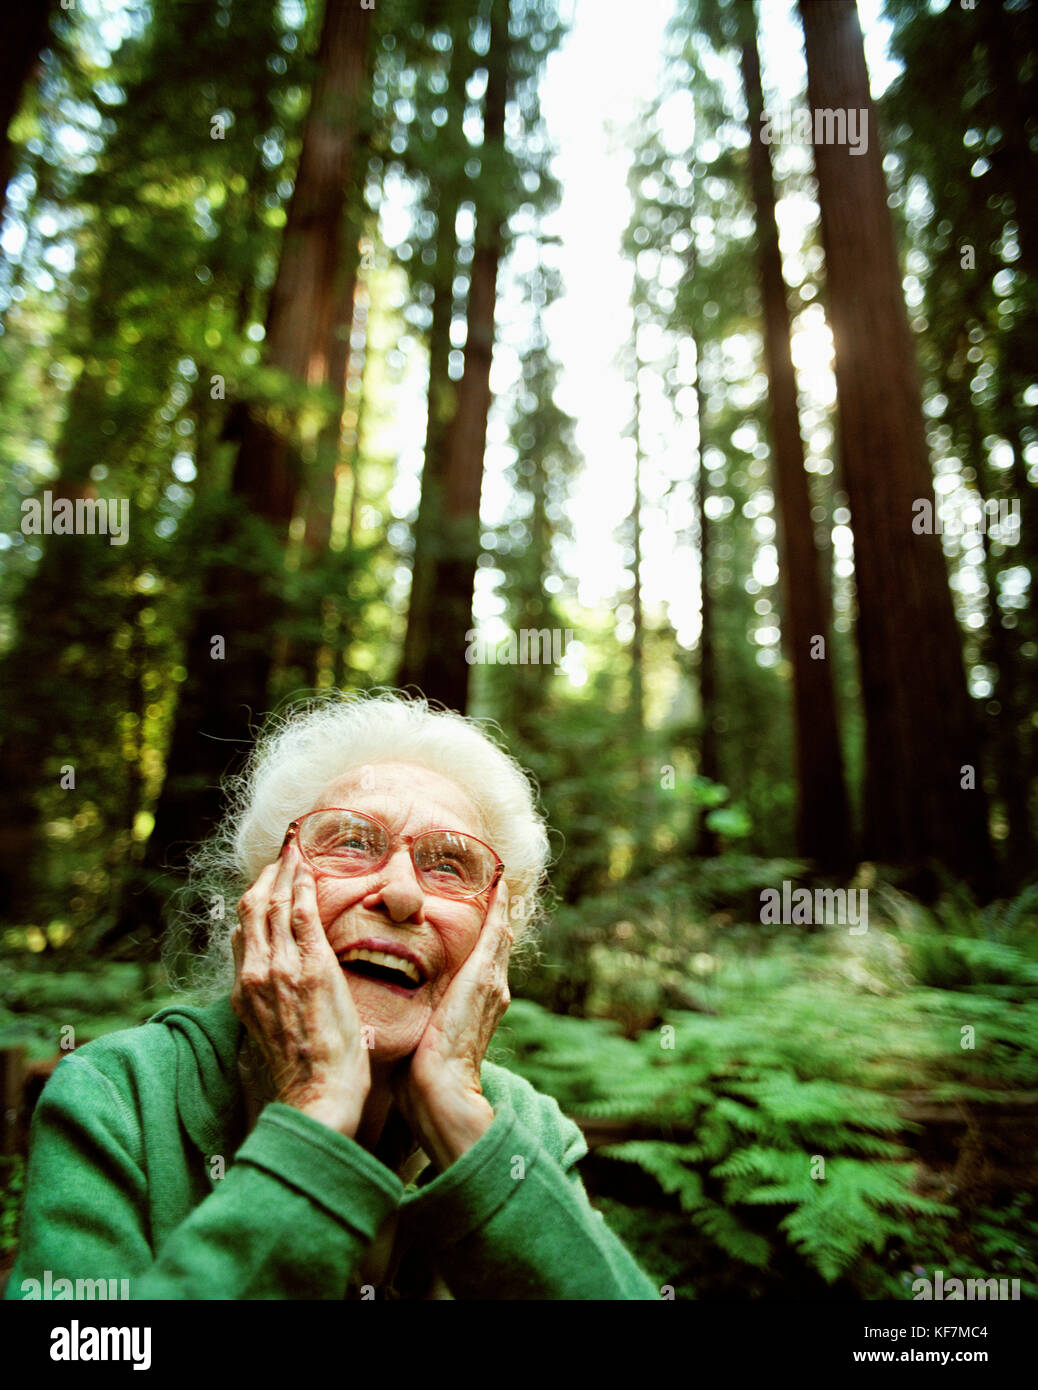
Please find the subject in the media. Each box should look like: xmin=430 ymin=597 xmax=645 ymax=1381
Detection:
xmin=144 ymin=995 xmax=245 ymax=1158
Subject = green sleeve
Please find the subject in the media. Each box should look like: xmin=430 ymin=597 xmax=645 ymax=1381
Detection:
xmin=399 ymin=1104 xmax=660 ymax=1300
xmin=5 ymin=1055 xmax=403 ymax=1300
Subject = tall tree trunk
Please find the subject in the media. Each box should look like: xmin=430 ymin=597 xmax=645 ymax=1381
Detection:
xmin=961 ymin=371 xmax=1034 ymax=888
xmin=629 ymin=336 xmax=651 ymax=854
xmin=0 ymin=0 xmax=53 ymax=230
xmin=501 ymin=305 xmax=567 ymax=745
xmin=978 ymin=518 xmax=1031 ymax=886
xmin=0 ymin=3 xmax=283 ymax=922
xmin=0 ymin=215 xmax=140 ymax=918
xmin=279 ymin=155 xmax=369 ymax=690
xmin=126 ymin=0 xmax=372 ymax=933
xmin=397 ymin=179 xmax=462 ymax=691
xmin=798 ymin=0 xmax=993 ymax=896
xmin=978 ymin=0 xmax=1038 ymax=292
xmin=511 ymin=415 xmax=554 ymax=738
xmin=397 ymin=9 xmax=477 ymax=694
xmin=690 ymin=317 xmax=719 ymax=858
xmin=403 ymin=0 xmax=510 ymax=711
xmin=629 ymin=344 xmax=646 ymax=743
xmin=738 ymin=10 xmax=853 ymax=871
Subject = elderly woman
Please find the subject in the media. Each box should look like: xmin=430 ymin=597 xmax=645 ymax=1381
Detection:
xmin=8 ymin=692 xmax=656 ymax=1300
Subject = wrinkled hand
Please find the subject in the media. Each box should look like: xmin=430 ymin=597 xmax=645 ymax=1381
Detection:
xmin=391 ymin=883 xmax=513 ymax=1165
xmin=231 ymin=843 xmax=371 ymax=1138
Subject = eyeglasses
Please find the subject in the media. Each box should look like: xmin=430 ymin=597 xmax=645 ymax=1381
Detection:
xmin=283 ymin=808 xmax=504 ymax=901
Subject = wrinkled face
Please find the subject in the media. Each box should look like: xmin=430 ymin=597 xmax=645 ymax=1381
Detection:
xmin=307 ymin=762 xmax=497 ymax=1063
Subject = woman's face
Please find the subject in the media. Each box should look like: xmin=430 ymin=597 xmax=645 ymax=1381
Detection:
xmin=307 ymin=761 xmax=496 ymax=1062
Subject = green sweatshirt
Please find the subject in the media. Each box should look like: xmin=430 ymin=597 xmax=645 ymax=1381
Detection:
xmin=5 ymin=997 xmax=658 ymax=1300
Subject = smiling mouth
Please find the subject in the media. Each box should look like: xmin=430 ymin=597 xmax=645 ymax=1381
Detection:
xmin=337 ymin=948 xmax=425 ymax=993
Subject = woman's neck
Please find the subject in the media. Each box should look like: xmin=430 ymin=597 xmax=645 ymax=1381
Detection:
xmin=355 ymin=1068 xmax=397 ymax=1152
xmin=237 ymin=1034 xmax=410 ymax=1161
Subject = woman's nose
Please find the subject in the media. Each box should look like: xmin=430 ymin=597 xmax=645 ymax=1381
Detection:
xmin=363 ymin=847 xmax=425 ymax=922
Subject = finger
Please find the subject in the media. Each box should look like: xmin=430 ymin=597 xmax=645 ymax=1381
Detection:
xmin=289 ymin=854 xmax=329 ymax=955
xmin=492 ymin=915 xmax=513 ymax=988
xmin=485 ymin=884 xmax=513 ymax=947
xmin=495 ymin=913 xmax=514 ymax=956
xmin=482 ymin=890 xmax=512 ymax=950
xmin=492 ymin=881 xmax=513 ymax=934
xmin=239 ymin=857 xmax=278 ymax=918
xmin=238 ymin=859 xmax=279 ymax=976
xmin=457 ymin=900 xmax=512 ymax=990
xmin=268 ymin=842 xmax=302 ymax=970
xmin=483 ymin=876 xmax=503 ymax=922
xmin=493 ymin=881 xmax=519 ymax=940
xmin=229 ymin=922 xmax=244 ymax=1010
xmin=465 ymin=878 xmax=500 ymax=949
xmin=486 ymin=893 xmax=513 ymax=985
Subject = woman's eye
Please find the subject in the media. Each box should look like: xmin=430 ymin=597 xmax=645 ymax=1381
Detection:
xmin=427 ymin=856 xmax=461 ymax=875
xmin=314 ymin=835 xmax=370 ymax=856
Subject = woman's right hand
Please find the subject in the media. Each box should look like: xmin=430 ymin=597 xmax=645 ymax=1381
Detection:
xmin=231 ymin=842 xmax=370 ymax=1137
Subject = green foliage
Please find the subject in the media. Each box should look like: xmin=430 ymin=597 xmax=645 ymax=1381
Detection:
xmin=2 ymin=880 xmax=1035 ymax=1300
xmin=856 ymin=1194 xmax=1038 ymax=1302
xmin=498 ymin=882 xmax=1038 ymax=1295
xmin=0 ymin=0 xmax=1035 ymax=1308
xmin=0 ymin=958 xmax=179 ymax=1059
xmin=0 ymin=1156 xmax=25 ymax=1262
xmin=882 ymin=0 xmax=1038 ymax=888
xmin=516 ymin=853 xmax=805 ymax=1022
xmin=491 ymin=996 xmax=953 ymax=1287
xmin=907 ymin=934 xmax=1038 ymax=994
xmin=704 ymin=805 xmax=752 ymax=839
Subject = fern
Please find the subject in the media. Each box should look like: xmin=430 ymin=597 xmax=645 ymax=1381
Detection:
xmin=691 ymin=1200 xmax=771 ymax=1268
xmin=767 ymin=1162 xmax=956 ymax=1283
xmin=1001 ymin=883 xmax=1038 ymax=936
xmin=598 ymin=1141 xmax=706 ymax=1213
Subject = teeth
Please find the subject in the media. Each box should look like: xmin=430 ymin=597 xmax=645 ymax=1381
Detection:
xmin=340 ymin=947 xmax=421 ymax=985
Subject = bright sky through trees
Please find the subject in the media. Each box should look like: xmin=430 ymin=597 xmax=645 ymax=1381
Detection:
xmin=0 ymin=0 xmax=900 ymax=681
xmin=407 ymin=0 xmax=900 ymax=680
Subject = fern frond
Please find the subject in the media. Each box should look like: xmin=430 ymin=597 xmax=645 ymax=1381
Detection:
xmin=691 ymin=1201 xmax=771 ymax=1267
xmin=597 ymin=1141 xmax=705 ymax=1212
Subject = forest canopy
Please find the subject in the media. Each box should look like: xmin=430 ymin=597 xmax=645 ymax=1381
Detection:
xmin=1 ymin=0 xmax=1034 ymax=939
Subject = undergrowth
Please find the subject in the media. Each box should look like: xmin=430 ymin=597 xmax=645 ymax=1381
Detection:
xmin=493 ymin=876 xmax=1038 ymax=1298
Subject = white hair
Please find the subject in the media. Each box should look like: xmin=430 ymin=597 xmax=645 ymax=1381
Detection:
xmin=164 ymin=690 xmax=552 ymax=997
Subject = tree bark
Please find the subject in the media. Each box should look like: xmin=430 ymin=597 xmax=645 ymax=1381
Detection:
xmin=630 ymin=344 xmax=646 ymax=743
xmin=397 ymin=179 xmax=462 ymax=691
xmin=968 ymin=376 xmax=1034 ymax=888
xmin=0 ymin=0 xmax=53 ymax=230
xmin=404 ymin=0 xmax=510 ymax=711
xmin=977 ymin=0 xmax=1038 ymax=293
xmin=130 ymin=0 xmax=372 ymax=927
xmin=798 ymin=0 xmax=993 ymax=896
xmin=0 ymin=3 xmax=285 ymax=923
xmin=278 ymin=148 xmax=370 ymax=690
xmin=628 ymin=337 xmax=652 ymax=854
xmin=738 ymin=12 xmax=853 ymax=871
xmin=692 ymin=336 xmax=720 ymax=859
xmin=397 ymin=8 xmax=478 ymax=695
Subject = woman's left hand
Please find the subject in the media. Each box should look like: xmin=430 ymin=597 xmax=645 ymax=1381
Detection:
xmin=391 ymin=884 xmax=513 ymax=1167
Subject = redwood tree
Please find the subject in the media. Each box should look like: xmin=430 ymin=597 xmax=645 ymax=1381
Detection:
xmin=397 ymin=5 xmax=478 ymax=696
xmin=798 ymin=0 xmax=993 ymax=894
xmin=399 ymin=0 xmax=511 ymax=711
xmin=129 ymin=0 xmax=373 ymax=927
xmin=738 ymin=3 xmax=852 ymax=871
xmin=0 ymin=0 xmax=286 ymax=921
xmin=692 ymin=328 xmax=720 ymax=858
